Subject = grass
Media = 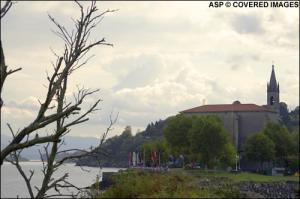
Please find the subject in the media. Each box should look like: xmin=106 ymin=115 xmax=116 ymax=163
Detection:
xmin=90 ymin=169 xmax=299 ymax=198
xmin=183 ymin=169 xmax=300 ymax=182
xmin=95 ymin=169 xmax=246 ymax=198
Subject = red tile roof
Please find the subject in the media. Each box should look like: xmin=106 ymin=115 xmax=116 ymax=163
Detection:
xmin=181 ymin=103 xmax=276 ymax=113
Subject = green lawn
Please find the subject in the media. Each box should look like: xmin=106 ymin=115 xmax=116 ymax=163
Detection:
xmin=179 ymin=169 xmax=299 ymax=182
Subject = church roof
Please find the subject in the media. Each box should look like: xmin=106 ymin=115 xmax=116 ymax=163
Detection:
xmin=181 ymin=103 xmax=276 ymax=113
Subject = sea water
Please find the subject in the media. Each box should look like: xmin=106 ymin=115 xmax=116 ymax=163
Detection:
xmin=1 ymin=161 xmax=122 ymax=198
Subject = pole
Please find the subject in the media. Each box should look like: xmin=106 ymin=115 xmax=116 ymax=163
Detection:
xmin=143 ymin=149 xmax=145 ymax=167
xmin=235 ymin=153 xmax=238 ymax=171
xmin=158 ymin=151 xmax=160 ymax=168
xmin=235 ymin=156 xmax=237 ymax=171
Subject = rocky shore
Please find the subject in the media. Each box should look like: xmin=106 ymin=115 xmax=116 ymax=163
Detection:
xmin=238 ymin=181 xmax=299 ymax=198
xmin=197 ymin=176 xmax=299 ymax=198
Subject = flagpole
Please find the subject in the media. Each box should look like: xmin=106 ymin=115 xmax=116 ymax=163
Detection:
xmin=143 ymin=149 xmax=146 ymax=168
xmin=158 ymin=152 xmax=160 ymax=168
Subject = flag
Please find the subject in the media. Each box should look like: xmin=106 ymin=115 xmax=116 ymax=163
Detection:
xmin=132 ymin=152 xmax=136 ymax=167
xmin=151 ymin=151 xmax=154 ymax=162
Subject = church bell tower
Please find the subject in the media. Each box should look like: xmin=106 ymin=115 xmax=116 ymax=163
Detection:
xmin=267 ymin=64 xmax=280 ymax=109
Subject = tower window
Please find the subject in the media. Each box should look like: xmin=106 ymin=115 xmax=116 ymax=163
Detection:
xmin=270 ymin=96 xmax=275 ymax=105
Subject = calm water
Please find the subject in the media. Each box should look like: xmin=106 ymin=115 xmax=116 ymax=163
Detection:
xmin=1 ymin=161 xmax=122 ymax=198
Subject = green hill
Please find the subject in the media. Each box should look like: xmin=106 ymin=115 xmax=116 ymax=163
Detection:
xmin=76 ymin=120 xmax=165 ymax=167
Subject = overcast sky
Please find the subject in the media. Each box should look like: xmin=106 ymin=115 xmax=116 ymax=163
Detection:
xmin=1 ymin=1 xmax=299 ymax=138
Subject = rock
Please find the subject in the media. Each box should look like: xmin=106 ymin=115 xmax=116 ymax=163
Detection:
xmin=238 ymin=181 xmax=299 ymax=198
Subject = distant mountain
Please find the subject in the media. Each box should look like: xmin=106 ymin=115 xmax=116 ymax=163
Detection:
xmin=1 ymin=134 xmax=11 ymax=149
xmin=1 ymin=134 xmax=99 ymax=160
xmin=5 ymin=155 xmax=29 ymax=162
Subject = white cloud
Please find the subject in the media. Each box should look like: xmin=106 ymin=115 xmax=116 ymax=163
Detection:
xmin=1 ymin=1 xmax=298 ymax=138
xmin=231 ymin=14 xmax=264 ymax=34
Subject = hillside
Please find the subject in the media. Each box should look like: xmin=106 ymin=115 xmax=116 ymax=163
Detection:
xmin=76 ymin=105 xmax=299 ymax=168
xmin=76 ymin=120 xmax=165 ymax=167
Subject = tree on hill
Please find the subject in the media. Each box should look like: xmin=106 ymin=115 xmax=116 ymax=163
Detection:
xmin=244 ymin=133 xmax=275 ymax=170
xmin=279 ymin=102 xmax=290 ymax=127
xmin=121 ymin=126 xmax=133 ymax=138
xmin=144 ymin=119 xmax=165 ymax=137
xmin=288 ymin=106 xmax=299 ymax=131
xmin=76 ymin=120 xmax=166 ymax=167
xmin=279 ymin=104 xmax=299 ymax=132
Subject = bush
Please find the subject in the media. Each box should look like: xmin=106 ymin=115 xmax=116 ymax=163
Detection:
xmin=94 ymin=169 xmax=247 ymax=198
xmin=96 ymin=169 xmax=211 ymax=198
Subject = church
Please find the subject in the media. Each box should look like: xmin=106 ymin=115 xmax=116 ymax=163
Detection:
xmin=180 ymin=65 xmax=280 ymax=154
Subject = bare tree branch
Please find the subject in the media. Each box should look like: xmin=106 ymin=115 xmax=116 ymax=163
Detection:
xmin=0 ymin=14 xmax=115 ymax=160
xmin=2 ymin=1 xmax=118 ymax=198
xmin=1 ymin=2 xmax=21 ymax=109
xmin=0 ymin=41 xmax=22 ymax=109
xmin=6 ymin=148 xmax=35 ymax=198
xmin=0 ymin=0 xmax=13 ymax=19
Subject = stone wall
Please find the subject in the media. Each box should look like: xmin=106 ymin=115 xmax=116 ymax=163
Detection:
xmin=184 ymin=111 xmax=278 ymax=150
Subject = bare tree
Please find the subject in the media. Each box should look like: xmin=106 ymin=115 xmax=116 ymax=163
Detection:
xmin=0 ymin=0 xmax=21 ymax=109
xmin=2 ymin=1 xmax=118 ymax=198
xmin=1 ymin=1 xmax=116 ymax=164
xmin=0 ymin=0 xmax=13 ymax=19
xmin=6 ymin=112 xmax=118 ymax=198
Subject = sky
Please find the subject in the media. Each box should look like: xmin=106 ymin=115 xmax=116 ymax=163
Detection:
xmin=1 ymin=1 xmax=299 ymax=139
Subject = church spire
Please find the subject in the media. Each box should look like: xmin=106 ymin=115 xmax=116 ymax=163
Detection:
xmin=268 ymin=64 xmax=279 ymax=92
xmin=267 ymin=64 xmax=280 ymax=106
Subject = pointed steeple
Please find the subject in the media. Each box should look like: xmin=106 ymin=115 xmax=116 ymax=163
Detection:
xmin=268 ymin=64 xmax=279 ymax=92
xmin=267 ymin=64 xmax=280 ymax=107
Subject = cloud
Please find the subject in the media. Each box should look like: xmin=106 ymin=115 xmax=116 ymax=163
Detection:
xmin=1 ymin=1 xmax=298 ymax=138
xmin=105 ymin=64 xmax=243 ymax=129
xmin=226 ymin=53 xmax=261 ymax=70
xmin=104 ymin=54 xmax=164 ymax=90
xmin=231 ymin=14 xmax=264 ymax=34
xmin=4 ymin=96 xmax=40 ymax=111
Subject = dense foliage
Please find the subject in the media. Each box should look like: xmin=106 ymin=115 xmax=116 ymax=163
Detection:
xmin=141 ymin=138 xmax=170 ymax=166
xmin=244 ymin=133 xmax=275 ymax=166
xmin=163 ymin=114 xmax=193 ymax=155
xmin=244 ymin=122 xmax=299 ymax=172
xmin=163 ymin=115 xmax=236 ymax=169
xmin=189 ymin=116 xmax=233 ymax=168
xmin=76 ymin=120 xmax=165 ymax=167
xmin=262 ymin=123 xmax=292 ymax=164
xmin=279 ymin=104 xmax=299 ymax=132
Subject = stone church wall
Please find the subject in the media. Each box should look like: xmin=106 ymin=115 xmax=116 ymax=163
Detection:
xmin=184 ymin=111 xmax=278 ymax=150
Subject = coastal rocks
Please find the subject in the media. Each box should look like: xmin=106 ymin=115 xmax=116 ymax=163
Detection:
xmin=197 ymin=177 xmax=299 ymax=198
xmin=238 ymin=181 xmax=299 ymax=198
